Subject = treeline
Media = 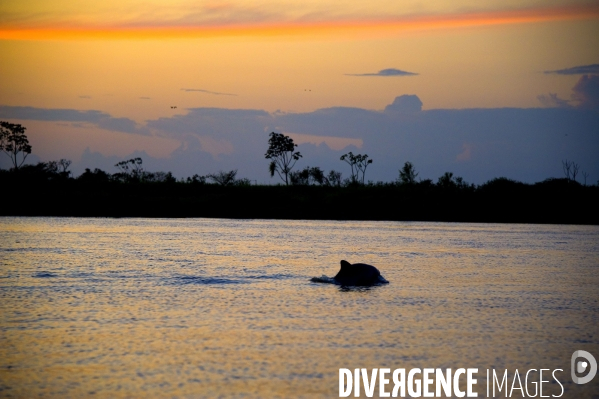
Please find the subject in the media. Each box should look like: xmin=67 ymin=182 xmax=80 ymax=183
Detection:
xmin=1 ymin=121 xmax=597 ymax=223
xmin=1 ymin=159 xmax=597 ymax=224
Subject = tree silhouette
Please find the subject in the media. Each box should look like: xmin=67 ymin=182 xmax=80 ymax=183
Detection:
xmin=208 ymin=170 xmax=238 ymax=186
xmin=0 ymin=121 xmax=32 ymax=170
xmin=582 ymin=171 xmax=589 ymax=186
xmin=562 ymin=159 xmax=580 ymax=182
xmin=340 ymin=152 xmax=372 ymax=184
xmin=58 ymin=159 xmax=72 ymax=175
xmin=290 ymin=166 xmax=325 ymax=185
xmin=437 ymin=171 xmax=472 ymax=190
xmin=114 ymin=157 xmax=144 ymax=182
xmin=398 ymin=161 xmax=418 ymax=184
xmin=44 ymin=159 xmax=72 ymax=178
xmin=437 ymin=172 xmax=455 ymax=188
xmin=324 ymin=170 xmax=342 ymax=187
xmin=186 ymin=174 xmax=207 ymax=184
xmin=78 ymin=168 xmax=111 ymax=183
xmin=265 ymin=132 xmax=302 ymax=185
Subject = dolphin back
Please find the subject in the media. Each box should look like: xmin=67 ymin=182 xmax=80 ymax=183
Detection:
xmin=333 ymin=260 xmax=386 ymax=286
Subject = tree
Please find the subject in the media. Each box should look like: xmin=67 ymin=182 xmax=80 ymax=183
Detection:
xmin=324 ymin=170 xmax=342 ymax=187
xmin=45 ymin=159 xmax=72 ymax=178
xmin=207 ymin=170 xmax=238 ymax=186
xmin=437 ymin=172 xmax=455 ymax=188
xmin=144 ymin=171 xmax=176 ymax=183
xmin=265 ymin=132 xmax=302 ymax=185
xmin=0 ymin=121 xmax=32 ymax=170
xmin=290 ymin=166 xmax=325 ymax=186
xmin=78 ymin=168 xmax=111 ymax=183
xmin=437 ymin=171 xmax=472 ymax=190
xmin=582 ymin=171 xmax=589 ymax=186
xmin=562 ymin=159 xmax=580 ymax=182
xmin=58 ymin=159 xmax=72 ymax=175
xmin=114 ymin=157 xmax=144 ymax=182
xmin=340 ymin=152 xmax=372 ymax=184
xmin=186 ymin=174 xmax=207 ymax=185
xmin=398 ymin=161 xmax=418 ymax=185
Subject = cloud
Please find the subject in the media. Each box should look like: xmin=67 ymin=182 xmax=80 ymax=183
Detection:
xmin=139 ymin=97 xmax=151 ymax=100
xmin=572 ymin=74 xmax=599 ymax=110
xmin=544 ymin=64 xmax=599 ymax=75
xmin=181 ymin=88 xmax=237 ymax=96
xmin=146 ymin=108 xmax=270 ymax=158
xmin=537 ymin=74 xmax=599 ymax=110
xmin=142 ymin=96 xmax=598 ymax=184
xmin=346 ymin=68 xmax=418 ymax=77
xmin=0 ymin=105 xmax=149 ymax=135
xmin=3 ymin=4 xmax=599 ymax=40
xmin=286 ymin=132 xmax=363 ymax=151
xmin=0 ymin=106 xmax=109 ymax=122
xmin=537 ymin=93 xmax=571 ymax=108
xmin=456 ymin=143 xmax=473 ymax=162
xmin=148 ymin=108 xmax=269 ymax=136
xmin=384 ymin=95 xmax=423 ymax=112
xmin=79 ymin=95 xmax=92 ymax=99
xmin=4 ymin=96 xmax=597 ymax=185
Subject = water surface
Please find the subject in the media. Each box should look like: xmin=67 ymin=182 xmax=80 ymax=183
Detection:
xmin=1 ymin=218 xmax=598 ymax=398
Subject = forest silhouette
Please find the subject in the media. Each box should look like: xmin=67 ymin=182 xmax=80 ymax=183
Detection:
xmin=1 ymin=122 xmax=597 ymax=224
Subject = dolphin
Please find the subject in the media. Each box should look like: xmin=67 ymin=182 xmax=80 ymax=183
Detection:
xmin=311 ymin=260 xmax=389 ymax=286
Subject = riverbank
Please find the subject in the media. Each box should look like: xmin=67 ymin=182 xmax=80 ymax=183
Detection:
xmin=2 ymin=173 xmax=597 ymax=224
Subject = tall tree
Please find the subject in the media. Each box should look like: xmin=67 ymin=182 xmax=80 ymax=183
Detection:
xmin=398 ymin=161 xmax=418 ymax=185
xmin=340 ymin=152 xmax=372 ymax=184
xmin=265 ymin=132 xmax=302 ymax=185
xmin=0 ymin=121 xmax=32 ymax=170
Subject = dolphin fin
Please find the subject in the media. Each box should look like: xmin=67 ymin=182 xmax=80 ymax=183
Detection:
xmin=340 ymin=260 xmax=351 ymax=269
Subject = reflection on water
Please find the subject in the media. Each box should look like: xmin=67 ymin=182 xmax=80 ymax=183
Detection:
xmin=0 ymin=217 xmax=598 ymax=398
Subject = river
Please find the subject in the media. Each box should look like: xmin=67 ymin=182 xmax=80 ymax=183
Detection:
xmin=1 ymin=217 xmax=598 ymax=398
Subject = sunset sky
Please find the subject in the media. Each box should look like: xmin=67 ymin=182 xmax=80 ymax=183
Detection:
xmin=1 ymin=0 xmax=598 ymax=183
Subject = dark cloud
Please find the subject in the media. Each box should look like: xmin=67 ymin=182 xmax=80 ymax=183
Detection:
xmin=181 ymin=88 xmax=237 ymax=96
xmin=0 ymin=106 xmax=109 ymax=122
xmin=0 ymin=105 xmax=149 ymax=135
xmin=544 ymin=64 xmax=599 ymax=75
xmin=143 ymin=96 xmax=598 ymax=184
xmin=139 ymin=97 xmax=151 ymax=100
xmin=346 ymin=68 xmax=418 ymax=77
xmin=272 ymin=106 xmax=381 ymax=139
xmin=147 ymin=108 xmax=271 ymax=161
xmin=4 ymin=97 xmax=597 ymax=184
xmin=97 ymin=117 xmax=143 ymax=134
xmin=148 ymin=108 xmax=270 ymax=138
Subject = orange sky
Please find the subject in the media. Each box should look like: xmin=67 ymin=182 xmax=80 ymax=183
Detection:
xmin=0 ymin=0 xmax=598 ymax=176
xmin=2 ymin=3 xmax=598 ymax=40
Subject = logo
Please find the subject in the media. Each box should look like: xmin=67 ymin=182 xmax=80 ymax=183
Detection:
xmin=337 ymin=352 xmax=597 ymax=397
xmin=571 ymin=350 xmax=597 ymax=384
